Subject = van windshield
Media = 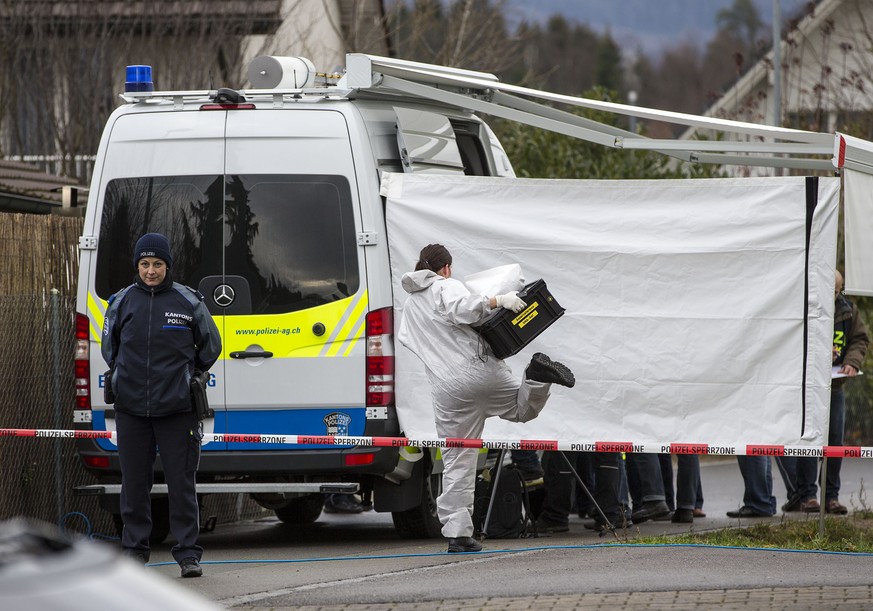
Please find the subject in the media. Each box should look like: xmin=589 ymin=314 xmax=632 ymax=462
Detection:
xmin=96 ymin=174 xmax=359 ymax=315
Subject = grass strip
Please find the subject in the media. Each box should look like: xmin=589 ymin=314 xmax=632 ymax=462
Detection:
xmin=634 ymin=514 xmax=873 ymax=553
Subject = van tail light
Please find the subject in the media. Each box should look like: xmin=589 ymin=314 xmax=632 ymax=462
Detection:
xmin=75 ymin=313 xmax=91 ymax=410
xmin=83 ymin=455 xmax=110 ymax=469
xmin=344 ymin=453 xmax=376 ymax=466
xmin=366 ymin=307 xmax=394 ymax=407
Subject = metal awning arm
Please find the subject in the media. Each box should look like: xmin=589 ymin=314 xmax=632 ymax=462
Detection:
xmin=346 ymin=53 xmax=833 ymax=146
xmin=489 ymin=90 xmax=694 ymax=163
xmin=379 ymin=74 xmax=831 ymax=168
xmin=691 ymin=153 xmax=834 ymax=171
xmin=344 ymin=53 xmax=873 ymax=174
xmin=379 ymin=74 xmax=620 ymax=149
xmin=617 ymin=138 xmax=833 ymax=155
xmin=497 ymin=82 xmax=833 ymax=146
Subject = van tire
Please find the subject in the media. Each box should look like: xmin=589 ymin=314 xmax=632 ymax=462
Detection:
xmin=111 ymin=497 xmax=171 ymax=545
xmin=274 ymin=494 xmax=324 ymax=525
xmin=391 ymin=456 xmax=443 ymax=539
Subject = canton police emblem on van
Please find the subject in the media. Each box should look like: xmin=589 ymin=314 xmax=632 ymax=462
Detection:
xmin=323 ymin=412 xmax=352 ymax=436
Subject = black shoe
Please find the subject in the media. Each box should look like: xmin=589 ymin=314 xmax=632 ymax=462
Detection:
xmin=323 ymin=494 xmax=364 ymax=514
xmin=576 ymin=504 xmax=595 ymax=519
xmin=631 ymin=500 xmax=671 ymax=524
xmin=781 ymin=493 xmax=802 ymax=513
xmin=583 ymin=515 xmax=631 ymax=533
xmin=447 ymin=536 xmax=482 ymax=553
xmin=535 ymin=516 xmax=569 ymax=534
xmin=179 ymin=557 xmax=203 ymax=578
xmin=782 ymin=494 xmax=803 ymax=513
xmin=582 ymin=519 xmax=606 ymax=532
xmin=671 ymin=509 xmax=694 ymax=523
xmin=123 ymin=549 xmax=148 ymax=564
xmin=726 ymin=506 xmax=773 ymax=518
xmin=525 ymin=353 xmax=575 ymax=388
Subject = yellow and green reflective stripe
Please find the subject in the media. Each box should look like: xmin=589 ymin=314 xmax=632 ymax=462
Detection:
xmin=87 ymin=292 xmax=108 ymax=345
xmin=321 ymin=290 xmax=368 ymax=357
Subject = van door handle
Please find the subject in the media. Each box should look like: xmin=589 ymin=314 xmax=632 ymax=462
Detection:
xmin=230 ymin=350 xmax=274 ymax=359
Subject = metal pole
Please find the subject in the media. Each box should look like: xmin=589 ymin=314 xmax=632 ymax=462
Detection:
xmin=772 ymin=0 xmax=783 ymax=176
xmin=819 ymin=457 xmax=827 ymax=538
xmin=50 ymin=289 xmax=64 ymax=520
xmin=481 ymin=448 xmax=506 ymax=538
xmin=628 ymin=90 xmax=638 ymax=135
xmin=559 ymin=452 xmax=618 ymax=539
xmin=772 ymin=0 xmax=782 ymax=126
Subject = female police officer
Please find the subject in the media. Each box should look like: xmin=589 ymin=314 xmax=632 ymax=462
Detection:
xmin=102 ymin=233 xmax=221 ymax=577
xmin=398 ymin=243 xmax=574 ymax=552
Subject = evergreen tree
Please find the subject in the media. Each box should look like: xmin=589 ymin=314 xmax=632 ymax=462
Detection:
xmin=595 ymin=32 xmax=624 ymax=94
xmin=716 ymin=0 xmax=766 ymax=54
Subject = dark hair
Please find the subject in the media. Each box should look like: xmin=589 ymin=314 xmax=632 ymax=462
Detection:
xmin=415 ymin=244 xmax=452 ymax=272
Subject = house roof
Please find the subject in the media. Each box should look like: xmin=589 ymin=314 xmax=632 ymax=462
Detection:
xmin=0 ymin=159 xmax=88 ymax=214
xmin=0 ymin=1 xmax=284 ymax=35
xmin=695 ymin=0 xmax=847 ymax=126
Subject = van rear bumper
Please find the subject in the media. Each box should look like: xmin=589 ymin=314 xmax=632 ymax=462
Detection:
xmin=198 ymin=445 xmax=400 ymax=476
xmin=76 ymin=445 xmax=400 ymax=479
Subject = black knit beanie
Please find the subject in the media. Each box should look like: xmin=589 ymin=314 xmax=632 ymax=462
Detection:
xmin=133 ymin=233 xmax=173 ymax=268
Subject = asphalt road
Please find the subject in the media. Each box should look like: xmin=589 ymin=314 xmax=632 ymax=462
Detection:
xmin=139 ymin=458 xmax=873 ymax=609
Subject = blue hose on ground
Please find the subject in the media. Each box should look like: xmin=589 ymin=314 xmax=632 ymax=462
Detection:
xmin=58 ymin=511 xmax=119 ymax=542
xmin=142 ymin=542 xmax=873 ymax=567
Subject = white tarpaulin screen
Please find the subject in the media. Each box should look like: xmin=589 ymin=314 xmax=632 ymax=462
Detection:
xmin=844 ymin=169 xmax=873 ymax=297
xmin=383 ymin=174 xmax=839 ymax=447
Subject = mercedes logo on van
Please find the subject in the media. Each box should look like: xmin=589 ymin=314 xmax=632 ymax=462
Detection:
xmin=213 ymin=284 xmax=235 ymax=308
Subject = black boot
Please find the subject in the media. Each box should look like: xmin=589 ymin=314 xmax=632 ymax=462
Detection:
xmin=524 ymin=353 xmax=575 ymax=388
xmin=447 ymin=536 xmax=483 ymax=553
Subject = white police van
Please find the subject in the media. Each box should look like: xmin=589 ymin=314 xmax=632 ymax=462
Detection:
xmin=73 ymin=54 xmax=514 ymax=539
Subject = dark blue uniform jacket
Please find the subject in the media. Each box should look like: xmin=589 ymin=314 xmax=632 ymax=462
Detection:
xmin=101 ymin=275 xmax=222 ymax=417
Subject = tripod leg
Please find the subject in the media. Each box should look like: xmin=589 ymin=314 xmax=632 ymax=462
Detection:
xmin=560 ymin=451 xmax=619 ymax=538
xmin=481 ymin=448 xmax=506 ymax=538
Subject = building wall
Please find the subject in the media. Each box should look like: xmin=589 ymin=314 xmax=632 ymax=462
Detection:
xmin=242 ymin=0 xmax=348 ymax=76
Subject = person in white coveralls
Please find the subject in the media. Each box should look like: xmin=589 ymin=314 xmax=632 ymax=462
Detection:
xmin=397 ymin=243 xmax=575 ymax=553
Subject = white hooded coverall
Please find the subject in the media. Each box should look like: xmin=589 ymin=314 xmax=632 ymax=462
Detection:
xmin=397 ymin=269 xmax=552 ymax=538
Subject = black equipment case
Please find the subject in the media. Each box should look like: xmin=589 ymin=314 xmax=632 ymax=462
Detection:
xmin=476 ymin=279 xmax=564 ymax=359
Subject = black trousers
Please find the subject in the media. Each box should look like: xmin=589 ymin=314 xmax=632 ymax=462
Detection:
xmin=540 ymin=451 xmax=621 ymax=524
xmin=116 ymin=410 xmax=202 ymax=563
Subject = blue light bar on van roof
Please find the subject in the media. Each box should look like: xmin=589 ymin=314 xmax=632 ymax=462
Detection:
xmin=125 ymin=65 xmax=154 ymax=93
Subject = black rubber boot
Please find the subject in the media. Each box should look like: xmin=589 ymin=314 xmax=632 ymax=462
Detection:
xmin=524 ymin=353 xmax=575 ymax=388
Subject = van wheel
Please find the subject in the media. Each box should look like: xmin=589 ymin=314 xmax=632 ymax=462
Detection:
xmin=391 ymin=456 xmax=443 ymax=539
xmin=111 ymin=497 xmax=171 ymax=545
xmin=274 ymin=494 xmax=324 ymax=525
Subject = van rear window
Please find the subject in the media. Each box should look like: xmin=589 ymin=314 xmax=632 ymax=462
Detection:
xmin=96 ymin=174 xmax=359 ymax=315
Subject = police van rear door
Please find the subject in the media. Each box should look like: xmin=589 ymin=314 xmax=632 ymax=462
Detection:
xmin=208 ymin=108 xmax=366 ymax=450
xmin=89 ymin=110 xmax=227 ymax=451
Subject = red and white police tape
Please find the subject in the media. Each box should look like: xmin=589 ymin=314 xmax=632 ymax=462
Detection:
xmin=2 ymin=427 xmax=873 ymax=457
